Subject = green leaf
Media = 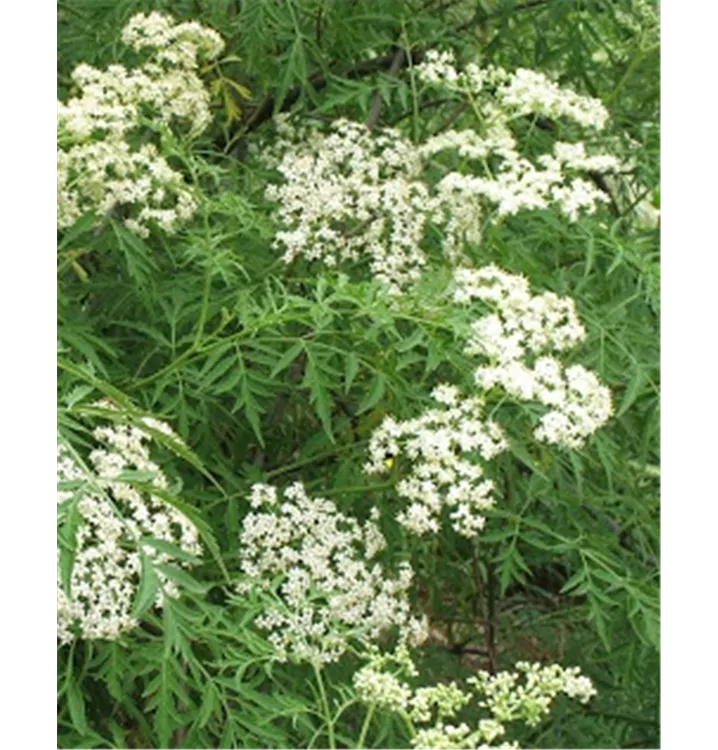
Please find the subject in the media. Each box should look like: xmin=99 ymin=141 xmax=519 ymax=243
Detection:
xmin=133 ymin=550 xmax=160 ymax=617
xmin=58 ymin=211 xmax=98 ymax=251
xmin=156 ymin=563 xmax=210 ymax=595
xmin=303 ymin=352 xmax=335 ymax=441
xmin=344 ymin=352 xmax=360 ymax=393
xmin=271 ymin=341 xmax=305 ymax=378
xmin=616 ymin=365 xmax=647 ymax=417
xmin=274 ymin=37 xmax=306 ymax=114
xmin=560 ymin=568 xmax=587 ymax=595
xmin=358 ymin=374 xmax=386 ymax=414
xmin=67 ymin=675 xmax=89 ymax=735
xmin=198 ymin=684 xmax=220 ymax=728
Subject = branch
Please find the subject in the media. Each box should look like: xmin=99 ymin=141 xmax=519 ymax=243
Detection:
xmin=239 ymin=48 xmax=427 ymax=137
xmin=252 ymin=351 xmax=307 ymax=470
xmin=366 ymin=47 xmax=407 ymax=131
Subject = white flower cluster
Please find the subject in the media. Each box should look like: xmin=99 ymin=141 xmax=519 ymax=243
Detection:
xmin=364 ymin=385 xmax=508 ymax=537
xmin=469 ymin=661 xmax=597 ymax=728
xmin=237 ymin=482 xmax=428 ymax=665
xmin=353 ymin=650 xmax=595 ymax=749
xmin=417 ymin=51 xmax=623 ymax=223
xmin=416 ymin=50 xmax=609 ymax=129
xmin=57 ymin=407 xmax=201 ymax=644
xmin=262 ymin=118 xmax=442 ymax=295
xmin=497 ymin=68 xmax=609 ymax=129
xmin=455 ymin=265 xmax=612 ymax=449
xmin=262 ymin=55 xmax=626 ymax=294
xmin=57 ymin=12 xmax=224 ymax=235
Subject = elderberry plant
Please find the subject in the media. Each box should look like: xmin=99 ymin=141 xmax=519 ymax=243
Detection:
xmin=58 ymin=2 xmax=659 ymax=748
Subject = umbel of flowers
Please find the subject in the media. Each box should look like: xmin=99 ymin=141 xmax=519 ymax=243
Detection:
xmin=366 ymin=266 xmax=612 ymax=538
xmin=236 ymin=482 xmax=428 ymax=666
xmin=365 ymin=384 xmax=508 ymax=538
xmin=57 ymin=403 xmax=201 ymax=643
xmin=57 ymin=12 xmax=224 ymax=236
xmin=260 ymin=50 xmax=633 ymax=295
xmin=354 ymin=647 xmax=597 ymax=749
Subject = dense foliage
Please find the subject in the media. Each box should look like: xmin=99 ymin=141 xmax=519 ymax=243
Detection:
xmin=57 ymin=1 xmax=660 ymax=748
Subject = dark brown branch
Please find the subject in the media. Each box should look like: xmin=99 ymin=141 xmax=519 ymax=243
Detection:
xmin=252 ymin=351 xmax=307 ymax=469
xmin=485 ymin=558 xmax=498 ymax=674
xmin=239 ymin=48 xmax=427 ymax=136
xmin=366 ymin=47 xmax=407 ymax=131
xmin=533 ymin=116 xmax=620 ymax=216
xmin=315 ymin=1 xmax=324 ymax=46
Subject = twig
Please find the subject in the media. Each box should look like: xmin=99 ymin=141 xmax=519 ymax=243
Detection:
xmin=239 ymin=48 xmax=428 ymax=136
xmin=252 ymin=351 xmax=307 ymax=469
xmin=485 ymin=558 xmax=498 ymax=674
xmin=316 ymin=0 xmax=324 ymax=46
xmin=366 ymin=48 xmax=407 ymax=131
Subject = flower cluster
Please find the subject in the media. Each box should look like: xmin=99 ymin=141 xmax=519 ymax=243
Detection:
xmin=353 ymin=650 xmax=596 ymax=749
xmin=261 ymin=117 xmax=439 ymax=295
xmin=364 ymin=384 xmax=508 ymax=537
xmin=261 ymin=54 xmax=628 ymax=294
xmin=416 ymin=50 xmax=609 ymax=129
xmin=237 ymin=482 xmax=428 ymax=665
xmin=455 ymin=265 xmax=612 ymax=449
xmin=469 ymin=662 xmax=597 ymax=727
xmin=415 ymin=52 xmax=621 ymax=223
xmin=57 ymin=12 xmax=224 ymax=235
xmin=57 ymin=406 xmax=201 ymax=644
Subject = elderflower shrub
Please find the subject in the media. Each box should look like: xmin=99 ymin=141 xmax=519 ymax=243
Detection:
xmin=365 ymin=384 xmax=508 ymax=537
xmin=454 ymin=265 xmax=613 ymax=449
xmin=353 ymin=649 xmax=596 ymax=749
xmin=57 ymin=404 xmax=202 ymax=644
xmin=57 ymin=12 xmax=225 ymax=236
xmin=236 ymin=482 xmax=428 ymax=665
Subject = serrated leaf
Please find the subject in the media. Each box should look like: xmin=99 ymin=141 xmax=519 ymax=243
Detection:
xmin=616 ymin=365 xmax=647 ymax=417
xmin=358 ymin=374 xmax=386 ymax=414
xmin=344 ymin=352 xmax=360 ymax=393
xmin=274 ymin=37 xmax=306 ymax=114
xmin=58 ymin=211 xmax=98 ymax=250
xmin=560 ymin=568 xmax=587 ymax=595
xmin=156 ymin=563 xmax=209 ymax=595
xmin=305 ymin=355 xmax=335 ymax=441
xmin=133 ymin=550 xmax=160 ymax=617
xmin=224 ymin=77 xmax=252 ymax=100
xmin=198 ymin=684 xmax=219 ymax=728
xmin=67 ymin=675 xmax=89 ymax=735
xmin=271 ymin=341 xmax=305 ymax=378
xmin=508 ymin=437 xmax=547 ymax=479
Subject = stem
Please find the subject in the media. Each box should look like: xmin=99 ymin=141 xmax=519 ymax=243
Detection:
xmin=194 ymin=263 xmax=212 ymax=348
xmin=485 ymin=555 xmax=498 ymax=674
xmin=357 ymin=704 xmax=375 ymax=749
xmin=313 ymin=663 xmax=336 ymax=749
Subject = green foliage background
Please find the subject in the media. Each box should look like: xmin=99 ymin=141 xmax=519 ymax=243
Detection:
xmin=57 ymin=1 xmax=659 ymax=748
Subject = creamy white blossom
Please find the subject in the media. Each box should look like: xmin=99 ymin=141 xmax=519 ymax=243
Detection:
xmin=469 ymin=661 xmax=597 ymax=728
xmin=354 ymin=648 xmax=595 ymax=749
xmin=365 ymin=386 xmax=508 ymax=537
xmin=237 ymin=482 xmax=427 ymax=665
xmin=57 ymin=12 xmax=223 ymax=235
xmin=57 ymin=406 xmax=201 ymax=644
xmin=262 ymin=55 xmax=628 ymax=294
xmin=454 ymin=265 xmax=612 ymax=449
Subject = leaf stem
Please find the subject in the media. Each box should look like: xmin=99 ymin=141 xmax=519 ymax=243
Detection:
xmin=313 ymin=663 xmax=336 ymax=749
